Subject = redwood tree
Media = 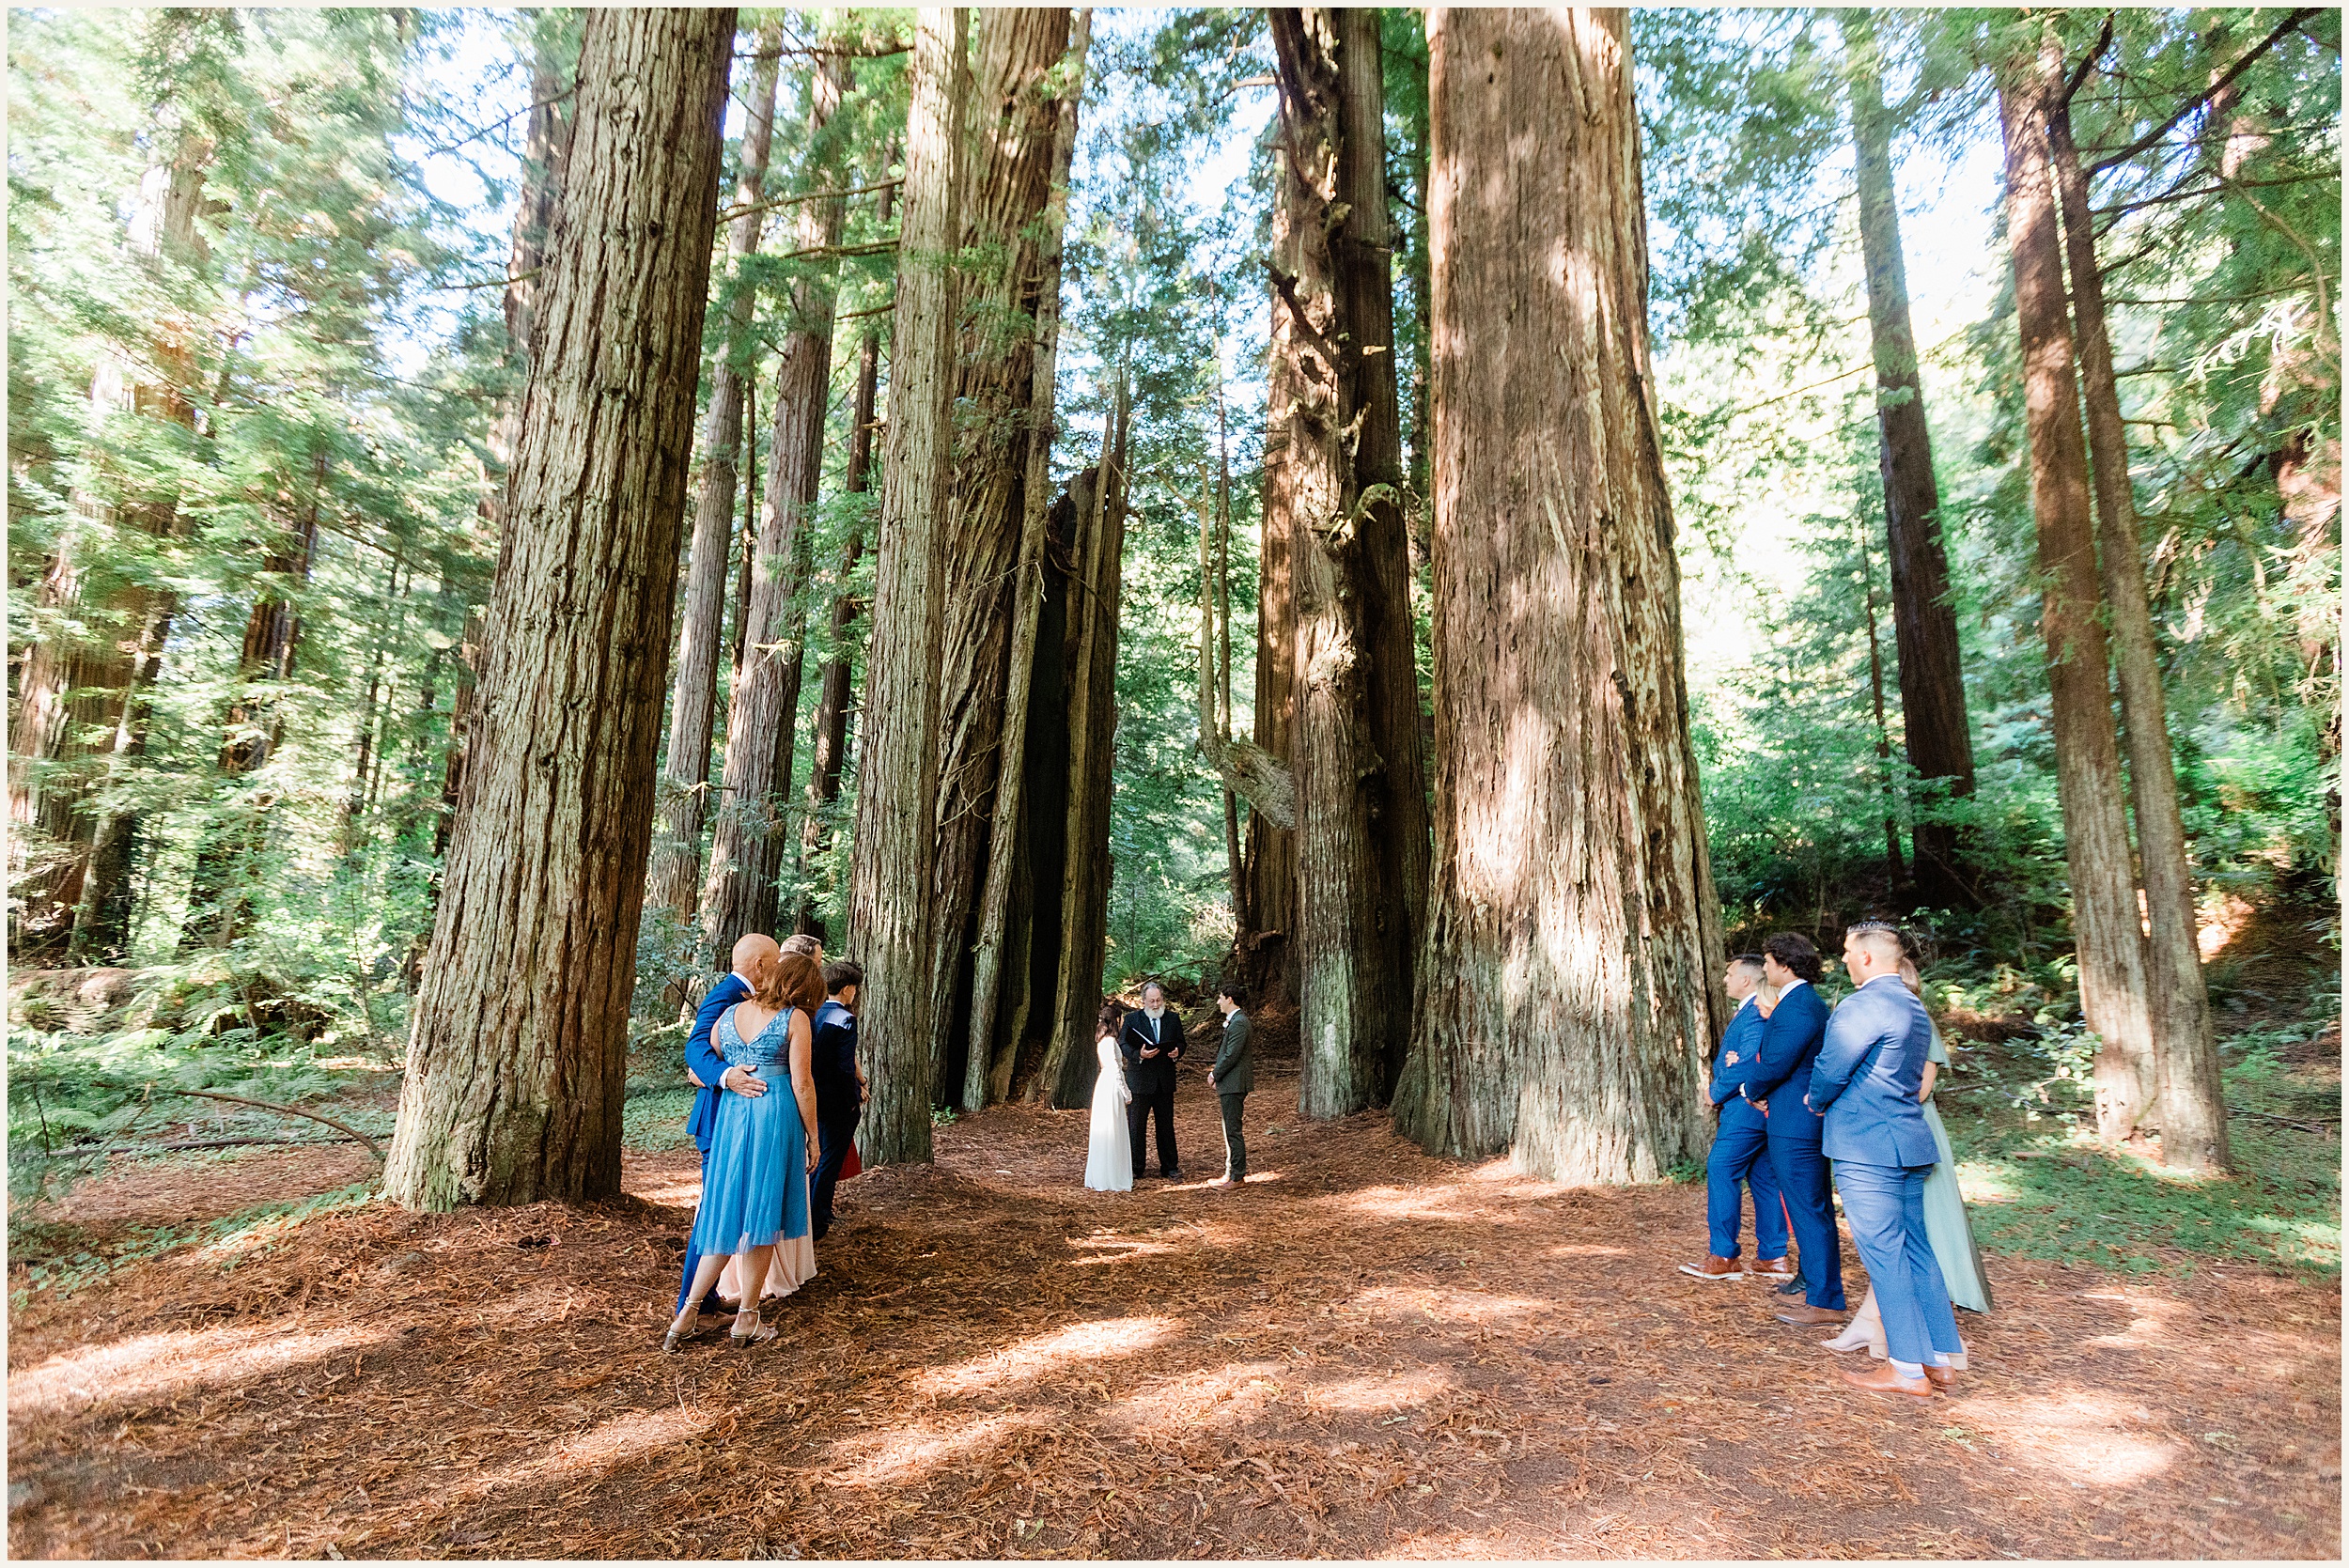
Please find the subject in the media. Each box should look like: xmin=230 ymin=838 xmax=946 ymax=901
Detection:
xmin=848 ymin=7 xmax=966 ymax=1164
xmin=1268 ymin=6 xmax=1429 ymax=1119
xmin=1995 ymin=34 xmax=2157 ymax=1141
xmin=1841 ymin=8 xmax=1978 ymax=910
xmin=699 ymin=44 xmax=852 ymax=964
xmin=647 ymin=23 xmax=784 ymax=922
xmin=384 ymin=7 xmax=735 ymax=1210
xmin=1393 ymin=6 xmax=1722 ymax=1185
xmin=926 ymin=6 xmax=1077 ymax=1106
xmin=2044 ymin=43 xmax=2230 ymax=1172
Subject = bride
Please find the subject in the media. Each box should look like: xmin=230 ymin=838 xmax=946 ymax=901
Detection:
xmin=1084 ymin=1000 xmax=1132 ymax=1192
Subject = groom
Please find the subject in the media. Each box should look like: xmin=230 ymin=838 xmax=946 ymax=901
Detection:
xmin=1119 ymin=981 xmax=1184 ymax=1180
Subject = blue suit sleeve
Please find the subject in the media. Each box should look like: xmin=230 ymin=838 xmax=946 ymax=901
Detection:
xmin=685 ymin=978 xmax=741 ymax=1087
xmin=1805 ymin=995 xmax=1881 ymax=1113
xmin=1740 ymin=997 xmax=1809 ymax=1101
xmin=1707 ymin=1010 xmax=1751 ymax=1104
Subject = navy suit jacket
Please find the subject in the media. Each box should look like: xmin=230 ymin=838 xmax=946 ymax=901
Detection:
xmin=1807 ymin=975 xmax=1941 ymax=1167
xmin=683 ymin=972 xmax=753 ymax=1153
xmin=812 ymin=999 xmax=861 ymax=1126
xmin=1738 ymin=980 xmax=1829 ymax=1143
xmin=1709 ymin=997 xmax=1769 ymax=1128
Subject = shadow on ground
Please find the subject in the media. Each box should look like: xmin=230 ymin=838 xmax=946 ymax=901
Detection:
xmin=8 ymin=1063 xmax=2341 ymax=1559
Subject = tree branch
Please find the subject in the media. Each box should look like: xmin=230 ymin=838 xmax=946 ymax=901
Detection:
xmin=2087 ymin=8 xmax=2320 ymax=175
xmin=147 ymin=1086 xmax=384 ymax=1160
xmin=719 ymin=177 xmax=903 ymax=226
xmin=2062 ymin=12 xmax=2115 ymax=106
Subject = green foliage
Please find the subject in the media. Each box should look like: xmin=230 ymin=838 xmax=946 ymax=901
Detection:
xmin=10 ymin=1180 xmax=381 ymax=1307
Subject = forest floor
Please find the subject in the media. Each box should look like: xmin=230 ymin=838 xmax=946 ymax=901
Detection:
xmin=8 ymin=1048 xmax=2341 ymax=1560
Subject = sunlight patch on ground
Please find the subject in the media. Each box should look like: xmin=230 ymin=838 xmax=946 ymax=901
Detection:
xmin=1348 ymin=1282 xmax=1551 ymax=1326
xmin=1098 ymin=1358 xmax=1288 ymax=1433
xmin=10 ymin=1320 xmax=381 ymax=1417
xmin=828 ymin=1408 xmax=1056 ymax=1487
xmin=1543 ymin=1241 xmax=1630 ymax=1259
xmin=910 ymin=1314 xmax=1181 ymax=1400
xmin=1969 ymin=1389 xmax=2179 ymax=1486
xmin=1300 ymin=1366 xmax=1451 ymax=1417
xmin=1317 ymin=1183 xmax=1530 ymax=1225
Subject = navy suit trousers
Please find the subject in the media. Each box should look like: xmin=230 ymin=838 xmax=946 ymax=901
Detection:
xmin=1835 ymin=1159 xmax=1964 ymax=1367
xmin=1766 ymin=1125 xmax=1845 ymax=1310
xmin=1705 ymin=1108 xmax=1788 ymax=1262
xmin=811 ymin=1110 xmax=861 ymax=1240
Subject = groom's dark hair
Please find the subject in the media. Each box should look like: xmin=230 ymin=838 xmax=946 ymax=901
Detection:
xmin=1218 ymin=981 xmax=1247 ymax=1007
xmin=1762 ymin=932 xmax=1824 ymax=983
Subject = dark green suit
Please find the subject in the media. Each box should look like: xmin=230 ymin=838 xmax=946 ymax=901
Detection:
xmin=1211 ymin=1009 xmax=1253 ymax=1179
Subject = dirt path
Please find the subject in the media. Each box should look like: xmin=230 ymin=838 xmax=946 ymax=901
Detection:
xmin=8 ymin=1063 xmax=2339 ymax=1559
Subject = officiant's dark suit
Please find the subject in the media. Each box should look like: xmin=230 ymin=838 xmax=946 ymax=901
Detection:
xmin=1118 ymin=995 xmax=1185 ymax=1178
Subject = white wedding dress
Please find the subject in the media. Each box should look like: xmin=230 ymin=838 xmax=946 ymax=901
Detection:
xmin=1084 ymin=1033 xmax=1132 ymax=1191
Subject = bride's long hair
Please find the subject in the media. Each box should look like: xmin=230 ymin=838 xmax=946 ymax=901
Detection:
xmin=1097 ymin=999 xmax=1126 ymax=1040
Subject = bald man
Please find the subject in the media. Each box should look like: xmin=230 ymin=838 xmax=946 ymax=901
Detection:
xmin=675 ymin=934 xmax=776 ymax=1318
xmin=1806 ymin=922 xmax=1965 ymax=1399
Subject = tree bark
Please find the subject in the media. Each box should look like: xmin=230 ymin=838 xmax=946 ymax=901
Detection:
xmin=1392 ymin=7 xmax=1723 ymax=1185
xmin=383 ymin=6 xmax=735 ymax=1211
xmin=1996 ymin=40 xmax=2157 ymax=1142
xmin=962 ymin=8 xmax=1091 ymax=1110
xmin=923 ymin=7 xmax=1077 ymax=1109
xmin=1240 ymin=165 xmax=1302 ymax=1008
xmin=1268 ymin=7 xmax=1430 ymax=1118
xmin=794 ymin=318 xmax=883 ymax=940
xmin=1841 ymin=8 xmax=1979 ymax=911
xmin=2046 ymin=52 xmax=2231 ymax=1173
xmin=699 ymin=43 xmax=852 ymax=964
xmin=848 ymin=7 xmax=966 ymax=1164
xmin=647 ymin=24 xmax=784 ymax=922
xmin=1034 ymin=387 xmax=1130 ymax=1109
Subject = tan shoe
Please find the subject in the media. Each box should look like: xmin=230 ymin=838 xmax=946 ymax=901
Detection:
xmin=1842 ymin=1363 xmax=1936 ymax=1399
xmin=1775 ymin=1302 xmax=1845 ymax=1326
xmin=1922 ymin=1363 xmax=1956 ymax=1390
xmin=1746 ymin=1256 xmax=1797 ymax=1282
xmin=1677 ymin=1255 xmax=1745 ymax=1281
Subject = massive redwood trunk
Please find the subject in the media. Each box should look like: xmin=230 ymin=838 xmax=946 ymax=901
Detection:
xmin=1239 ymin=166 xmax=1302 ymax=1010
xmin=2045 ymin=53 xmax=2231 ymax=1173
xmin=1031 ymin=390 xmax=1131 ymax=1109
xmin=384 ymin=7 xmax=734 ymax=1210
xmin=962 ymin=8 xmax=1092 ymax=1109
xmin=793 ymin=319 xmax=882 ymax=941
xmin=699 ymin=45 xmax=851 ymax=964
xmin=1268 ymin=7 xmax=1430 ymax=1118
xmin=848 ymin=8 xmax=966 ymax=1164
xmin=1841 ymin=8 xmax=1978 ymax=910
xmin=1392 ymin=7 xmax=1721 ymax=1185
xmin=1996 ymin=39 xmax=2157 ymax=1142
xmin=926 ymin=7 xmax=1077 ymax=1109
xmin=647 ymin=24 xmax=784 ymax=922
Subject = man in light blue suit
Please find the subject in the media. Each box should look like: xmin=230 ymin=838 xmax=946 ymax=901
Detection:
xmin=1806 ymin=922 xmax=1966 ymax=1399
xmin=1679 ymin=954 xmax=1791 ymax=1281
xmin=672 ymin=933 xmax=775 ymax=1319
xmin=1735 ymin=932 xmax=1845 ymax=1322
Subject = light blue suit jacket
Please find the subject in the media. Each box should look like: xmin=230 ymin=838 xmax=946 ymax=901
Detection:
xmin=1806 ymin=974 xmax=1940 ymax=1167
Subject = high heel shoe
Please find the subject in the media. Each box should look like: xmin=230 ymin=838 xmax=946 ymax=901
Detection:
xmin=661 ymin=1307 xmax=701 ymax=1354
xmin=730 ymin=1309 xmax=778 ymax=1348
xmin=1821 ymin=1312 xmax=1886 ymax=1357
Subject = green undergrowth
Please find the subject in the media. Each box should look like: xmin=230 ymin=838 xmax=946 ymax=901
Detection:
xmin=1935 ymin=1000 xmax=2340 ymax=1279
xmin=9 ymin=1180 xmax=382 ymax=1309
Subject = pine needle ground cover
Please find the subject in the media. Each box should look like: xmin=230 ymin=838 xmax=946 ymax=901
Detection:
xmin=9 ymin=1058 xmax=2338 ymax=1560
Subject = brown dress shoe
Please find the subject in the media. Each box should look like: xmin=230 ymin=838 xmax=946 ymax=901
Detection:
xmin=1677 ymin=1255 xmax=1745 ymax=1281
xmin=1843 ymin=1363 xmax=1936 ymax=1399
xmin=1922 ymin=1363 xmax=1956 ymax=1389
xmin=1774 ymin=1303 xmax=1846 ymax=1326
xmin=1746 ymin=1256 xmax=1796 ymax=1281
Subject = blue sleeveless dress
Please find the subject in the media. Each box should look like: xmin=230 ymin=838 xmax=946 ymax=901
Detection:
xmin=689 ymin=1005 xmax=809 ymax=1256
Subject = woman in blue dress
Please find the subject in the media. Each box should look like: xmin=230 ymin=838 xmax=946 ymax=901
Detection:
xmin=664 ymin=951 xmax=824 ymax=1350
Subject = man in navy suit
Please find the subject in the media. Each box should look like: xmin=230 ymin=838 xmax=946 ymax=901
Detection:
xmin=673 ymin=932 xmax=777 ymax=1318
xmin=1735 ymin=931 xmax=1846 ymax=1324
xmin=1808 ymin=923 xmax=1967 ymax=1398
xmin=1680 ymin=954 xmax=1791 ymax=1281
xmin=809 ymin=958 xmax=867 ymax=1240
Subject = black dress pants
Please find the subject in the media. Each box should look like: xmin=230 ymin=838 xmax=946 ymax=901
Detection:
xmin=1128 ymin=1084 xmax=1177 ymax=1175
xmin=811 ymin=1110 xmax=861 ymax=1240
